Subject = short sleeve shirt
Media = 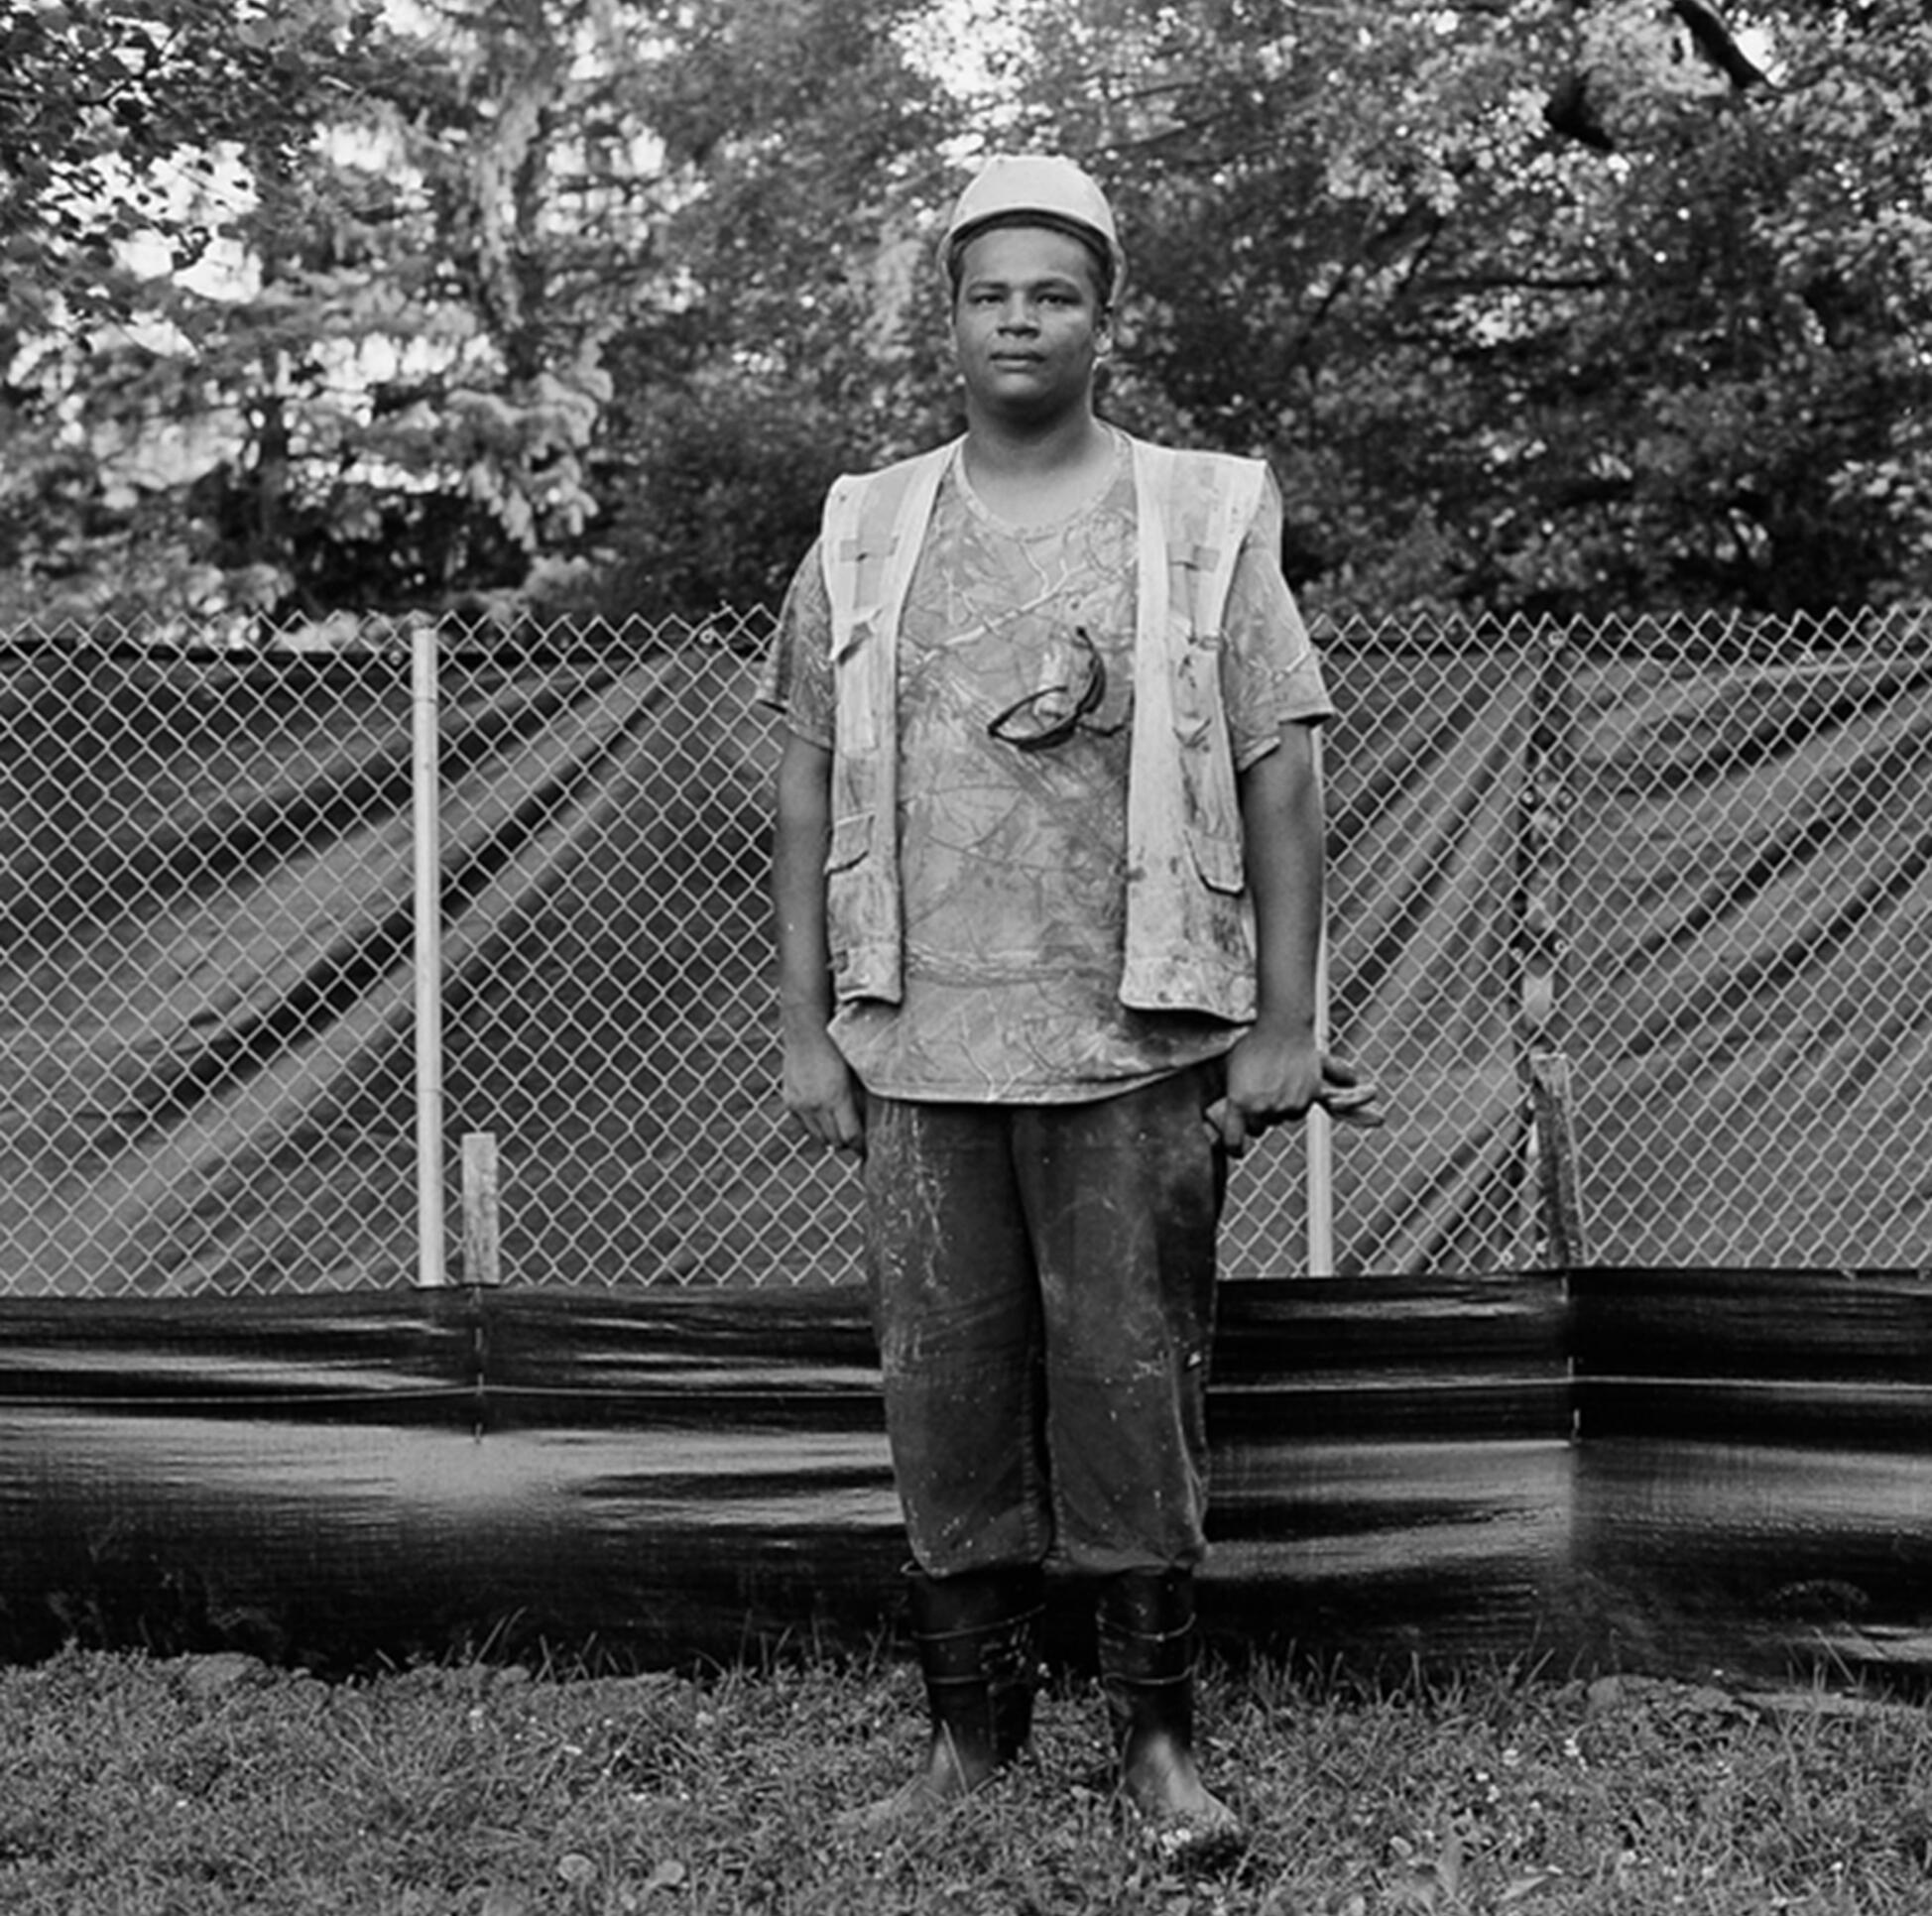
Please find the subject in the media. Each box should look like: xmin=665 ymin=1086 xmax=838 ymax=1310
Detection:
xmin=762 ymin=432 xmax=1332 ymax=1103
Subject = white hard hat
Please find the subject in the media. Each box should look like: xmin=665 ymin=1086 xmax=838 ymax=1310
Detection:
xmin=940 ymin=154 xmax=1127 ymax=300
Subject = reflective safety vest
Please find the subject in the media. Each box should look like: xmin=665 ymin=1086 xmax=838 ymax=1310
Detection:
xmin=819 ymin=431 xmax=1268 ymax=1020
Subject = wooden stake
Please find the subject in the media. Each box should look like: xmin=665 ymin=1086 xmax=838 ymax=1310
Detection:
xmin=1529 ymin=1050 xmax=1589 ymax=1268
xmin=1516 ymin=633 xmax=1586 ymax=1269
xmin=461 ymin=1132 xmax=503 ymax=1287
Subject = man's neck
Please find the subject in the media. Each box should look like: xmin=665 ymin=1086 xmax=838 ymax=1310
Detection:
xmin=960 ymin=410 xmax=1116 ymax=526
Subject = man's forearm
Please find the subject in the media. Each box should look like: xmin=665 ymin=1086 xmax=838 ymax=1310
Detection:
xmin=1239 ymin=721 xmax=1324 ymax=1031
xmin=771 ymin=732 xmax=867 ymax=1151
xmin=773 ymin=733 xmax=837 ymax=1029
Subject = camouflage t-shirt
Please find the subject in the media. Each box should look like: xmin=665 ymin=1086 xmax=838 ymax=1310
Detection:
xmin=763 ymin=432 xmax=1332 ymax=1103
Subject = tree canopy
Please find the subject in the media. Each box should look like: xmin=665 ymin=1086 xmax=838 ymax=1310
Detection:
xmin=2 ymin=0 xmax=1926 ymax=634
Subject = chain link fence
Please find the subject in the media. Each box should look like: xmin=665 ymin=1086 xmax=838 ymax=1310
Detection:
xmin=2 ymin=605 xmax=1927 ymax=1297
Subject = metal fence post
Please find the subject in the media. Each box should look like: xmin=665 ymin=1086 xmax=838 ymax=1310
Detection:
xmin=1306 ymin=730 xmax=1336 ymax=1276
xmin=413 ymin=625 xmax=448 ymax=1288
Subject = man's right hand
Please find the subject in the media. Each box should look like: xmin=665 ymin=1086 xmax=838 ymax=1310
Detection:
xmin=782 ymin=1027 xmax=867 ymax=1157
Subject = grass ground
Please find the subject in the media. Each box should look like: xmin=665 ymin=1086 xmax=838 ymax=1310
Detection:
xmin=3 ymin=1645 xmax=1931 ymax=1914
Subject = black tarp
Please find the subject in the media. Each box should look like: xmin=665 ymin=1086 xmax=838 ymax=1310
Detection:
xmin=9 ymin=1272 xmax=1932 ymax=1681
xmin=0 ymin=1277 xmax=1570 ymax=1671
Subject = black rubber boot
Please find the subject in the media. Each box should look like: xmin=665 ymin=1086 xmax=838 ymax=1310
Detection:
xmin=1096 ymin=1567 xmax=1244 ymax=1864
xmin=839 ymin=1563 xmax=1044 ymax=1838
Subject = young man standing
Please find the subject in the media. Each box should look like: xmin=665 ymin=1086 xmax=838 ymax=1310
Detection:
xmin=763 ymin=154 xmax=1375 ymax=1857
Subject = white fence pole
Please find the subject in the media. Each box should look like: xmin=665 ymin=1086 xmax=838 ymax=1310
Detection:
xmin=413 ymin=626 xmax=448 ymax=1288
xmin=1306 ymin=728 xmax=1335 ymax=1276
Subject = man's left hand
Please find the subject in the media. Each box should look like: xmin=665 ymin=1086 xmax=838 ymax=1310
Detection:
xmin=1204 ymin=1037 xmax=1385 ymax=1156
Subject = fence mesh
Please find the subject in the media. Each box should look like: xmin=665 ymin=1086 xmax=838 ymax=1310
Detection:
xmin=1 ymin=605 xmax=1927 ymax=1297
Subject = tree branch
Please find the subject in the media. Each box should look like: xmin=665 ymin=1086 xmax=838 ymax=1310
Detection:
xmin=1545 ymin=0 xmax=1770 ymax=152
xmin=1672 ymin=0 xmax=1770 ymax=90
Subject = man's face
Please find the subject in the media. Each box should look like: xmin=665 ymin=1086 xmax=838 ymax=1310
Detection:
xmin=949 ymin=224 xmax=1111 ymax=424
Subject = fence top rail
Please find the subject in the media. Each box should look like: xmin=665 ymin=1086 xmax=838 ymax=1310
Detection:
xmin=4 ymin=602 xmax=1928 ymax=668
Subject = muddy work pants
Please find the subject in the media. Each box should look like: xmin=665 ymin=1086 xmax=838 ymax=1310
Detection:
xmin=861 ymin=1061 xmax=1227 ymax=1579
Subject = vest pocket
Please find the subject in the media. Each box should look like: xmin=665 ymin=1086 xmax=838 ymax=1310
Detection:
xmin=1184 ymin=821 xmax=1247 ymax=895
xmin=1169 ymin=640 xmax=1223 ymax=747
xmin=1170 ymin=644 xmax=1244 ymax=895
xmin=825 ymin=811 xmax=871 ymax=874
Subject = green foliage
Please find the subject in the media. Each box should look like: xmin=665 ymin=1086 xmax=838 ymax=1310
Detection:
xmin=988 ymin=0 xmax=1932 ymax=620
xmin=0 ymin=0 xmax=376 ymax=327
xmin=596 ymin=379 xmax=857 ymax=622
xmin=590 ymin=0 xmax=966 ymax=616
xmin=2 ymin=0 xmax=1928 ymax=628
